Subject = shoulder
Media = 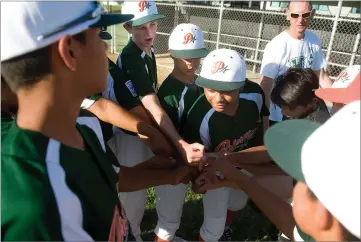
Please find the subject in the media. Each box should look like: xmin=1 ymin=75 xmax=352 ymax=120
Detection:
xmin=305 ymin=30 xmax=322 ymax=45
xmin=158 ymin=75 xmax=182 ymax=94
xmin=242 ymin=80 xmax=265 ymax=95
xmin=266 ymin=32 xmax=288 ymax=48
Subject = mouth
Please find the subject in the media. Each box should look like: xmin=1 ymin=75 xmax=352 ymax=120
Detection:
xmin=145 ymin=38 xmax=153 ymax=43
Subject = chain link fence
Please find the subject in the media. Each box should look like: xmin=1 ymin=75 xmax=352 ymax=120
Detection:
xmin=107 ymin=1 xmax=360 ymax=79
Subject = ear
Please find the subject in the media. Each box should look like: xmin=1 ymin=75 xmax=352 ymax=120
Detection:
xmin=286 ymin=9 xmax=290 ymax=21
xmin=310 ymin=9 xmax=316 ymax=20
xmin=58 ymin=36 xmax=77 ymax=71
xmin=313 ymin=201 xmax=333 ymax=232
xmin=123 ymin=23 xmax=132 ymax=34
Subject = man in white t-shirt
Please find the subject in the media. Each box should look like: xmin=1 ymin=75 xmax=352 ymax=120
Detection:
xmin=260 ymin=1 xmax=332 ymax=128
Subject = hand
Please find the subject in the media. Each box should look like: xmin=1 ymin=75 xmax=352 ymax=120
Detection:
xmin=174 ymin=164 xmax=199 ymax=185
xmin=179 ymin=141 xmax=205 ymax=166
xmin=202 ymin=153 xmax=239 ymax=180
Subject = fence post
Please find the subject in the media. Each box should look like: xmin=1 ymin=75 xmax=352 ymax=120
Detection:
xmin=253 ymin=1 xmax=265 ymax=73
xmin=325 ymin=0 xmax=343 ymax=69
xmin=174 ymin=0 xmax=180 ymax=27
xmin=349 ymin=31 xmax=360 ymax=66
xmin=216 ymin=0 xmax=225 ymax=49
xmin=112 ymin=24 xmax=117 ymax=54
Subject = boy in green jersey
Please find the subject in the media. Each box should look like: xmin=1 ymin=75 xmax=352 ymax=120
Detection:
xmin=155 ymin=23 xmax=208 ymax=242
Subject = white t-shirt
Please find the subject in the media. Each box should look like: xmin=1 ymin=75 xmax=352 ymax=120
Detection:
xmin=260 ymin=30 xmax=325 ymax=121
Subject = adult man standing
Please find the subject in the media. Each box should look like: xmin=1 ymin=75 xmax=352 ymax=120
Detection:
xmin=260 ymin=1 xmax=332 ymax=128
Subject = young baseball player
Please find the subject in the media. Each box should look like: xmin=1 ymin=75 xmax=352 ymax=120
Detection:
xmin=155 ymin=23 xmax=208 ymax=242
xmin=315 ymin=65 xmax=360 ymax=115
xmin=1 ymin=2 xmax=134 ymax=240
xmin=180 ymin=49 xmax=269 ymax=242
xmin=116 ymin=2 xmax=205 ymax=240
xmin=81 ymin=27 xmax=173 ymax=156
xmin=271 ymin=68 xmax=330 ymax=123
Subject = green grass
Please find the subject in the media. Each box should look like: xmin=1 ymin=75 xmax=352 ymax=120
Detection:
xmin=137 ymin=185 xmax=279 ymax=241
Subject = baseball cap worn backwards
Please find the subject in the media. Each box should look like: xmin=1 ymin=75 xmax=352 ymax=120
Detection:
xmin=264 ymin=100 xmax=360 ymax=239
xmin=195 ymin=49 xmax=247 ymax=91
xmin=315 ymin=65 xmax=360 ymax=104
xmin=168 ymin=23 xmax=208 ymax=59
xmin=1 ymin=1 xmax=133 ymax=62
xmin=122 ymin=0 xmax=166 ymax=26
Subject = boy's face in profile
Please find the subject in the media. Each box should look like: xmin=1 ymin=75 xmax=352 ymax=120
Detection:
xmin=172 ymin=57 xmax=201 ymax=77
xmin=124 ymin=21 xmax=158 ymax=49
xmin=281 ymin=98 xmax=317 ymax=119
xmin=204 ymin=88 xmax=240 ymax=114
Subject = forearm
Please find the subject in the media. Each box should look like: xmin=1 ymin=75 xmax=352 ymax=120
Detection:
xmin=319 ymin=69 xmax=333 ymax=88
xmin=260 ymin=76 xmax=273 ymax=111
xmin=118 ymin=166 xmax=176 ymax=192
xmin=210 ymin=146 xmax=273 ymax=165
xmin=230 ymin=171 xmax=295 ymax=240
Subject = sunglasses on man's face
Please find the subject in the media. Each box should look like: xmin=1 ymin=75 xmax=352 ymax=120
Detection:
xmin=290 ymin=11 xmax=312 ymax=19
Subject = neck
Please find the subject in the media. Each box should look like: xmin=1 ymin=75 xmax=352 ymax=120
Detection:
xmin=16 ymin=78 xmax=84 ymax=150
xmin=222 ymin=102 xmax=239 ymax=116
xmin=170 ymin=69 xmax=195 ymax=85
xmin=287 ymin=28 xmax=305 ymax=40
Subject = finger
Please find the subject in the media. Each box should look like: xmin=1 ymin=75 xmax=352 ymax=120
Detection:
xmin=191 ymin=143 xmax=205 ymax=152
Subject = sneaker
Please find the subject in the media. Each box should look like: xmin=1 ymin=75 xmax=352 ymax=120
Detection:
xmin=219 ymin=225 xmax=233 ymax=241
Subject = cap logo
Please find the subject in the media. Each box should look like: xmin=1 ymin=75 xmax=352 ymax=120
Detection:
xmin=139 ymin=1 xmax=151 ymax=12
xmin=211 ymin=61 xmax=229 ymax=74
xmin=335 ymin=70 xmax=350 ymax=83
xmin=183 ymin=33 xmax=196 ymax=45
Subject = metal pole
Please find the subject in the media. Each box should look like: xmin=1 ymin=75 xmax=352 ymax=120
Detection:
xmin=174 ymin=0 xmax=180 ymax=27
xmin=112 ymin=25 xmax=116 ymax=54
xmin=253 ymin=1 xmax=265 ymax=73
xmin=349 ymin=31 xmax=361 ymax=66
xmin=325 ymin=0 xmax=343 ymax=69
xmin=216 ymin=0 xmax=224 ymax=49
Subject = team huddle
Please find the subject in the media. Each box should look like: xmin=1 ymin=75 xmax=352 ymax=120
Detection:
xmin=1 ymin=1 xmax=360 ymax=242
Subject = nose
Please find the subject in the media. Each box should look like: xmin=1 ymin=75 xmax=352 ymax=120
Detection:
xmin=296 ymin=15 xmax=305 ymax=24
xmin=214 ymin=92 xmax=223 ymax=102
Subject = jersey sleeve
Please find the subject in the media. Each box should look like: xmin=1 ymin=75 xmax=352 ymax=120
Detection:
xmin=121 ymin=54 xmax=155 ymax=100
xmin=2 ymin=155 xmax=63 ymax=241
xmin=260 ymin=42 xmax=280 ymax=79
xmin=81 ymin=94 xmax=101 ymax=110
xmin=113 ymin=79 xmax=141 ymax=110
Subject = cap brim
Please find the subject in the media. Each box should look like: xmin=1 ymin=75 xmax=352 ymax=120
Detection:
xmin=100 ymin=31 xmax=112 ymax=40
xmin=264 ymin=119 xmax=321 ymax=183
xmin=195 ymin=76 xmax=245 ymax=91
xmin=92 ymin=13 xmax=134 ymax=27
xmin=315 ymin=88 xmax=350 ymax=104
xmin=170 ymin=48 xmax=208 ymax=59
xmin=129 ymin=14 xmax=166 ymax=26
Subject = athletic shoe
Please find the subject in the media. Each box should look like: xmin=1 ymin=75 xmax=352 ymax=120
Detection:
xmin=219 ymin=225 xmax=233 ymax=241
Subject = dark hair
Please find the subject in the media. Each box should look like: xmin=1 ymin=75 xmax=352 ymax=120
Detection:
xmin=287 ymin=1 xmax=313 ymax=11
xmin=271 ymin=68 xmax=319 ymax=110
xmin=1 ymin=31 xmax=87 ymax=92
xmin=307 ymin=188 xmax=359 ymax=241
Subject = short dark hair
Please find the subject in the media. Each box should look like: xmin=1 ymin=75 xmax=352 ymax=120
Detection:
xmin=307 ymin=188 xmax=359 ymax=241
xmin=1 ymin=31 xmax=87 ymax=92
xmin=271 ymin=68 xmax=319 ymax=110
xmin=287 ymin=1 xmax=313 ymax=11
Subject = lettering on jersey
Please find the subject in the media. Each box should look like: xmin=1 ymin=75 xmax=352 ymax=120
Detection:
xmin=288 ymin=46 xmax=315 ymax=68
xmin=215 ymin=127 xmax=258 ymax=153
xmin=125 ymin=80 xmax=138 ymax=97
xmin=211 ymin=61 xmax=230 ymax=74
xmin=108 ymin=205 xmax=128 ymax=242
xmin=139 ymin=1 xmax=151 ymax=12
xmin=183 ymin=33 xmax=196 ymax=45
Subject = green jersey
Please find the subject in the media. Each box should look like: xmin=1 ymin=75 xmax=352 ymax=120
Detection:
xmin=117 ymin=38 xmax=158 ymax=100
xmin=182 ymin=80 xmax=269 ymax=153
xmin=157 ymin=75 xmax=203 ymax=131
xmin=1 ymin=109 xmax=128 ymax=241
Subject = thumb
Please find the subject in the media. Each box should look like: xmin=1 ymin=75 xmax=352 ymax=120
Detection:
xmin=192 ymin=143 xmax=205 ymax=153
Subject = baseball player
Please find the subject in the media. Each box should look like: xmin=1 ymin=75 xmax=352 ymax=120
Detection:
xmin=81 ymin=27 xmax=173 ymax=156
xmin=1 ymin=2 xmax=134 ymax=240
xmin=155 ymin=23 xmax=208 ymax=242
xmin=114 ymin=1 xmax=205 ymax=240
xmin=180 ymin=49 xmax=269 ymax=242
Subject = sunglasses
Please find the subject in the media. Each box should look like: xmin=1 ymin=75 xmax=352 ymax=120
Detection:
xmin=290 ymin=11 xmax=312 ymax=19
xmin=37 ymin=2 xmax=104 ymax=41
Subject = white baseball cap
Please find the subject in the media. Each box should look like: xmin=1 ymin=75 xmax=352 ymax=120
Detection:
xmin=265 ymin=100 xmax=360 ymax=239
xmin=315 ymin=65 xmax=360 ymax=104
xmin=1 ymin=1 xmax=133 ymax=62
xmin=168 ymin=23 xmax=208 ymax=59
xmin=122 ymin=0 xmax=166 ymax=26
xmin=195 ymin=49 xmax=247 ymax=91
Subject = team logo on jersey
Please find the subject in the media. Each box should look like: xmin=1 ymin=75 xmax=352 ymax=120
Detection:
xmin=139 ymin=1 xmax=151 ymax=12
xmin=183 ymin=33 xmax=196 ymax=45
xmin=215 ymin=127 xmax=257 ymax=153
xmin=211 ymin=61 xmax=230 ymax=74
xmin=125 ymin=80 xmax=138 ymax=97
